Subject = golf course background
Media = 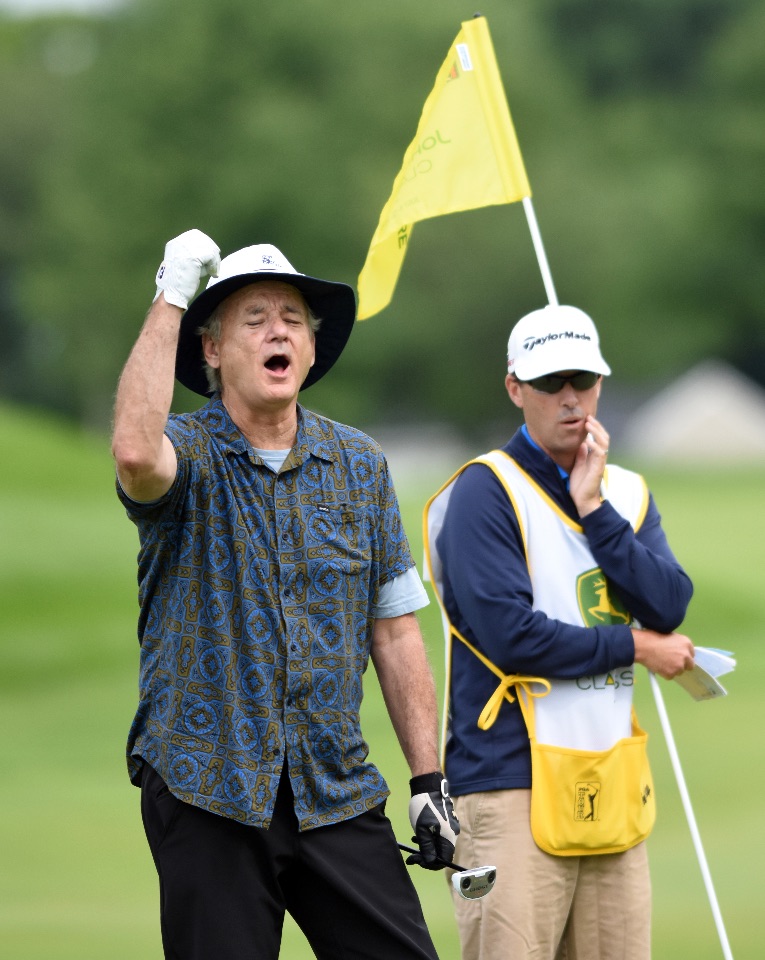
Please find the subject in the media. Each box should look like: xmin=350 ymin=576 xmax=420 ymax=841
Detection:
xmin=1 ymin=400 xmax=762 ymax=959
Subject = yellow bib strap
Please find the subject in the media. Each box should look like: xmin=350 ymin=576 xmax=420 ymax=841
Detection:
xmin=451 ymin=626 xmax=550 ymax=731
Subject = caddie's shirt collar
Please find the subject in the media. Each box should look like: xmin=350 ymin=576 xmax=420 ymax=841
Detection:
xmin=520 ymin=423 xmax=570 ymax=487
xmin=510 ymin=424 xmax=579 ymax=523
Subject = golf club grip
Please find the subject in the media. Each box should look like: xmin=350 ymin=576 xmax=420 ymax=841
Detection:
xmin=397 ymin=842 xmax=467 ymax=872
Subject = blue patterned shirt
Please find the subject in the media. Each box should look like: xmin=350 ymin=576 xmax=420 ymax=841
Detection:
xmin=117 ymin=397 xmax=416 ymax=830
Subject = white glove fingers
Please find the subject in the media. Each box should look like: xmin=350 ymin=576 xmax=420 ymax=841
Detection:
xmin=155 ymin=229 xmax=221 ymax=310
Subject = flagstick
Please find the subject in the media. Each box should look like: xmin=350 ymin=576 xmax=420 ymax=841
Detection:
xmin=522 ymin=197 xmax=558 ymax=306
xmin=649 ymin=672 xmax=734 ymax=960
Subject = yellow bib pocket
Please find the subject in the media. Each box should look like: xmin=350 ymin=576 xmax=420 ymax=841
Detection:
xmin=527 ymin=710 xmax=655 ymax=856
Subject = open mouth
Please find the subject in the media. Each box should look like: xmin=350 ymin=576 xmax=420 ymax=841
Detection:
xmin=265 ymin=354 xmax=290 ymax=375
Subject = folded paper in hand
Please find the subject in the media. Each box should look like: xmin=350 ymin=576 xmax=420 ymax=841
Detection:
xmin=673 ymin=647 xmax=736 ymax=701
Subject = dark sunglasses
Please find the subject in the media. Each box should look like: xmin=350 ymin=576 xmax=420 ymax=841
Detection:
xmin=520 ymin=371 xmax=600 ymax=394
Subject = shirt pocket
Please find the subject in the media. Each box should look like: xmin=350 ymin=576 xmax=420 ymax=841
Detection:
xmin=304 ymin=503 xmax=374 ymax=583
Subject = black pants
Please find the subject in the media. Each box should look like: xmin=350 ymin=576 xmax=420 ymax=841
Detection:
xmin=140 ymin=763 xmax=440 ymax=959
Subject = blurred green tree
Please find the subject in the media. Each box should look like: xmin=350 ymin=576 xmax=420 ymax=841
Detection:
xmin=1 ymin=0 xmax=762 ymax=434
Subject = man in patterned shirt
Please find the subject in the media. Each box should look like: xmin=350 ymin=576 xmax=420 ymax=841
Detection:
xmin=111 ymin=230 xmax=458 ymax=959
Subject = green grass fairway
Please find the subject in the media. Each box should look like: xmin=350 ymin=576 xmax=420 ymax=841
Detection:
xmin=1 ymin=401 xmax=762 ymax=959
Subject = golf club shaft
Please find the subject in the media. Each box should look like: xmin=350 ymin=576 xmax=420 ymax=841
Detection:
xmin=397 ymin=842 xmax=467 ymax=872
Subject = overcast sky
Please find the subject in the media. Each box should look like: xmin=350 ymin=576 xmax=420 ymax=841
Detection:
xmin=0 ymin=0 xmax=124 ymax=13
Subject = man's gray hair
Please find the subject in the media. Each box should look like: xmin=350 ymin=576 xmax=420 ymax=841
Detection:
xmin=197 ymin=301 xmax=322 ymax=394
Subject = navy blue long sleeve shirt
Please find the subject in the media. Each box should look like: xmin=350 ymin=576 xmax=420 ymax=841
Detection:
xmin=437 ymin=427 xmax=693 ymax=795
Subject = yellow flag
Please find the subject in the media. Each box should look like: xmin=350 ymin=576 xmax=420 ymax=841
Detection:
xmin=357 ymin=16 xmax=531 ymax=320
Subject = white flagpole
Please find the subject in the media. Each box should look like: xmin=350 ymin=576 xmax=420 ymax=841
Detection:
xmin=649 ymin=672 xmax=734 ymax=959
xmin=522 ymin=196 xmax=558 ymax=306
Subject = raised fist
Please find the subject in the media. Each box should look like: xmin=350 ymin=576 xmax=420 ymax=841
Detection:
xmin=154 ymin=229 xmax=221 ymax=309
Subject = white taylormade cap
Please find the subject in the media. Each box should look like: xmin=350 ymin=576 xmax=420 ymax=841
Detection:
xmin=507 ymin=304 xmax=611 ymax=380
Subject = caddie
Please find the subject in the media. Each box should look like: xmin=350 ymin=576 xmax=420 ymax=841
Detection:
xmin=111 ymin=229 xmax=458 ymax=960
xmin=426 ymin=304 xmax=696 ymax=960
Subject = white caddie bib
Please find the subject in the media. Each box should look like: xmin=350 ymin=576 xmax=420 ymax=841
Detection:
xmin=425 ymin=452 xmax=649 ymax=752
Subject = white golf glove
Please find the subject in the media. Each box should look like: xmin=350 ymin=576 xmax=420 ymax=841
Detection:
xmin=154 ymin=228 xmax=221 ymax=309
xmin=407 ymin=772 xmax=460 ymax=870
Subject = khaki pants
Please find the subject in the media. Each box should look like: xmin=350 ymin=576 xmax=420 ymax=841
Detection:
xmin=450 ymin=789 xmax=651 ymax=960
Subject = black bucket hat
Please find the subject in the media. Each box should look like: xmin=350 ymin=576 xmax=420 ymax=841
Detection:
xmin=175 ymin=243 xmax=356 ymax=396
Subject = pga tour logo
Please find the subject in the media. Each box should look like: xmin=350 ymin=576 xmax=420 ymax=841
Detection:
xmin=574 ymin=781 xmax=600 ymax=822
xmin=523 ymin=330 xmax=592 ymax=352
